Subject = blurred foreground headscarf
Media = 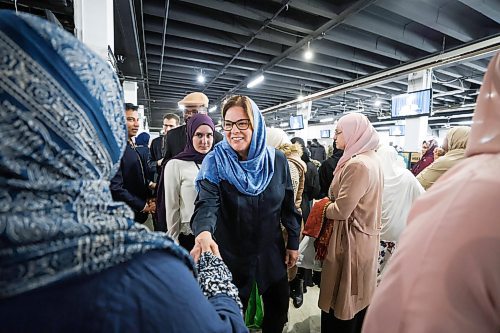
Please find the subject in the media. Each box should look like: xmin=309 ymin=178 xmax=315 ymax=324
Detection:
xmin=0 ymin=11 xmax=193 ymax=298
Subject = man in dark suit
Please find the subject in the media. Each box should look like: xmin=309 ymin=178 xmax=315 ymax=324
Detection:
xmin=150 ymin=113 xmax=180 ymax=180
xmin=163 ymin=92 xmax=223 ymax=162
xmin=110 ymin=103 xmax=154 ymax=223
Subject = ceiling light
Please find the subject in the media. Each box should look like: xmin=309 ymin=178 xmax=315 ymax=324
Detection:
xmin=178 ymin=105 xmax=185 ymax=110
xmin=279 ymin=122 xmax=288 ymax=127
xmin=319 ymin=117 xmax=334 ymax=123
xmin=209 ymin=106 xmax=216 ymax=113
xmin=304 ymin=41 xmax=313 ymax=60
xmin=298 ymin=94 xmax=304 ymax=101
xmin=374 ymin=99 xmax=382 ymax=107
xmin=247 ymin=75 xmax=264 ymax=88
xmin=197 ymin=73 xmax=205 ymax=83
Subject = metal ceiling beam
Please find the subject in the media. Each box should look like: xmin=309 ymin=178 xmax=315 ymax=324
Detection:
xmin=217 ymin=0 xmax=378 ymax=103
xmin=457 ymin=0 xmax=500 ymax=23
xmin=342 ymin=11 xmax=442 ymax=53
xmin=261 ymin=34 xmax=500 ymax=113
xmin=377 ymin=0 xmax=479 ymax=42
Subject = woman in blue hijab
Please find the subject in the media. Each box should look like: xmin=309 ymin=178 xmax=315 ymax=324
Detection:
xmin=0 ymin=11 xmax=246 ymax=332
xmin=191 ymin=95 xmax=301 ymax=333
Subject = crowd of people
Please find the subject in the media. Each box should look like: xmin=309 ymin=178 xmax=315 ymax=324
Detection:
xmin=1 ymin=10 xmax=499 ymax=333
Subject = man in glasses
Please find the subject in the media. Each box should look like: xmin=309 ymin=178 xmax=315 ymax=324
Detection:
xmin=163 ymin=92 xmax=223 ymax=161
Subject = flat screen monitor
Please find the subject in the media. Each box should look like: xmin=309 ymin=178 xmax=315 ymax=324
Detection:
xmin=320 ymin=129 xmax=331 ymax=138
xmin=391 ymin=89 xmax=431 ymax=119
xmin=389 ymin=125 xmax=405 ymax=136
xmin=289 ymin=115 xmax=304 ymax=130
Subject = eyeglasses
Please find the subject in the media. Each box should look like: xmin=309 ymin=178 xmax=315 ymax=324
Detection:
xmin=223 ymin=119 xmax=251 ymax=131
xmin=184 ymin=106 xmax=208 ymax=116
xmin=334 ymin=130 xmax=343 ymax=135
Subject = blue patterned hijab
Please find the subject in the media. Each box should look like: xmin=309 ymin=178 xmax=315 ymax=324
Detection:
xmin=0 ymin=11 xmax=193 ymax=298
xmin=196 ymin=97 xmax=275 ymax=196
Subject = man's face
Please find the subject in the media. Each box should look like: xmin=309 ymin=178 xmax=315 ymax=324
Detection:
xmin=125 ymin=109 xmax=139 ymax=139
xmin=183 ymin=104 xmax=207 ymax=123
xmin=162 ymin=118 xmax=178 ymax=134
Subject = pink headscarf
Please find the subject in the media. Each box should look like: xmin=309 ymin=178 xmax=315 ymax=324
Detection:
xmin=334 ymin=113 xmax=380 ymax=174
xmin=466 ymin=53 xmax=500 ymax=157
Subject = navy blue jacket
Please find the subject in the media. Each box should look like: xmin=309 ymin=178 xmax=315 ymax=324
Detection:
xmin=0 ymin=251 xmax=248 ymax=333
xmin=110 ymin=143 xmax=151 ymax=223
xmin=191 ymin=151 xmax=301 ymax=301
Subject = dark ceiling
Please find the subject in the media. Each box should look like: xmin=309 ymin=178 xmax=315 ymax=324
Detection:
xmin=4 ymin=0 xmax=500 ymax=131
xmin=122 ymin=0 xmax=500 ymax=130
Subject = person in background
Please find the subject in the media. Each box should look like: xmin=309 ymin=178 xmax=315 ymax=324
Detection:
xmin=291 ymin=136 xmax=322 ymax=297
xmin=150 ymin=113 xmax=180 ymax=179
xmin=191 ymin=95 xmax=301 ymax=333
xmin=110 ymin=104 xmax=155 ymax=223
xmin=266 ymin=128 xmax=307 ymax=309
xmin=318 ymin=139 xmax=344 ymax=198
xmin=310 ymin=138 xmax=327 ymax=162
xmin=155 ymin=93 xmax=223 ymax=231
xmin=163 ymin=92 xmax=223 ymax=160
xmin=0 ymin=11 xmax=247 ymax=332
xmin=375 ymin=145 xmax=425 ymax=279
xmin=164 ymin=114 xmax=215 ymax=251
xmin=362 ymin=52 xmax=500 ymax=333
xmin=320 ymin=113 xmax=383 ymax=333
xmin=417 ymin=126 xmax=470 ymax=190
xmin=411 ymin=139 xmax=437 ymax=176
xmin=433 ymin=146 xmax=445 ymax=160
xmin=135 ymin=132 xmax=156 ymax=186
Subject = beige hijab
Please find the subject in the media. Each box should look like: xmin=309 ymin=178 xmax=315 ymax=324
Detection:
xmin=362 ymin=53 xmax=500 ymax=333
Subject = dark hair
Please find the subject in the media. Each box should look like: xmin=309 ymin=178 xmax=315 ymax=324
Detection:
xmin=125 ymin=103 xmax=138 ymax=111
xmin=291 ymin=137 xmax=310 ymax=163
xmin=163 ymin=113 xmax=180 ymax=125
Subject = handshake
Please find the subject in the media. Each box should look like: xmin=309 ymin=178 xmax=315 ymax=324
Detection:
xmin=142 ymin=198 xmax=156 ymax=214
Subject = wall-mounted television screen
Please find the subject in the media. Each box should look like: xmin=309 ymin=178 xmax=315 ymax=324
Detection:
xmin=391 ymin=89 xmax=431 ymax=119
xmin=389 ymin=125 xmax=405 ymax=136
xmin=289 ymin=115 xmax=304 ymax=130
xmin=320 ymin=129 xmax=331 ymax=138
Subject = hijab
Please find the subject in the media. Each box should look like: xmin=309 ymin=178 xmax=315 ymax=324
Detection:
xmin=376 ymin=145 xmax=424 ymax=242
xmin=266 ymin=127 xmax=291 ymax=147
xmin=334 ymin=113 xmax=380 ymax=174
xmin=362 ymin=54 xmax=500 ymax=333
xmin=135 ymin=132 xmax=150 ymax=146
xmin=291 ymin=137 xmax=311 ymax=163
xmin=172 ymin=113 xmax=215 ymax=164
xmin=0 ymin=11 xmax=193 ymax=298
xmin=196 ymin=97 xmax=275 ymax=196
xmin=445 ymin=126 xmax=470 ymax=151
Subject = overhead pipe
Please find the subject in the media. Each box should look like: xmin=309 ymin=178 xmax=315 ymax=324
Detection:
xmin=262 ymin=34 xmax=500 ymax=114
xmin=158 ymin=0 xmax=170 ymax=85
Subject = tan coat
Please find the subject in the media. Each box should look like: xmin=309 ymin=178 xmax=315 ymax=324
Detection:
xmin=320 ymin=150 xmax=383 ymax=320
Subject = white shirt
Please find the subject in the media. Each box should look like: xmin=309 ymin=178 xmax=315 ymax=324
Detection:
xmin=163 ymin=159 xmax=201 ymax=241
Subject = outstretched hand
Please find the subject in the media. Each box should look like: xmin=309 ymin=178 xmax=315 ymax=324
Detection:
xmin=191 ymin=231 xmax=220 ymax=262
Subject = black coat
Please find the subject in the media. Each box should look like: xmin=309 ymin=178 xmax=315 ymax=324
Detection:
xmin=163 ymin=124 xmax=224 ymax=162
xmin=110 ymin=144 xmax=151 ymax=223
xmin=191 ymin=151 xmax=301 ymax=300
xmin=318 ymin=149 xmax=344 ymax=198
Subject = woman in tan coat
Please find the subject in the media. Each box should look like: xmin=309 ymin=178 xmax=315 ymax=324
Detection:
xmin=320 ymin=113 xmax=383 ymax=333
xmin=416 ymin=126 xmax=470 ymax=189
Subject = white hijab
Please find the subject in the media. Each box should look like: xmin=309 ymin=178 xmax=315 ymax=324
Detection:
xmin=376 ymin=145 xmax=425 ymax=242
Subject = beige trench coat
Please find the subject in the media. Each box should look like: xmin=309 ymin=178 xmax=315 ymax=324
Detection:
xmin=320 ymin=150 xmax=383 ymax=320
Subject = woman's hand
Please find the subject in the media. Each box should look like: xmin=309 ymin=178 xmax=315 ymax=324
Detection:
xmin=190 ymin=231 xmax=220 ymax=262
xmin=285 ymin=249 xmax=299 ymax=268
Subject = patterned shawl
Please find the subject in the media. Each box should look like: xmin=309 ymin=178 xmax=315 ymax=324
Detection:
xmin=0 ymin=11 xmax=193 ymax=298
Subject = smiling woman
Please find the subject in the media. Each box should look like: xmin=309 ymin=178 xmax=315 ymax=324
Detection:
xmin=191 ymin=95 xmax=302 ymax=333
xmin=164 ymin=114 xmax=215 ymax=250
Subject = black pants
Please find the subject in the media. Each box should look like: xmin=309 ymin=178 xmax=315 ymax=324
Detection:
xmin=321 ymin=307 xmax=367 ymax=333
xmin=242 ymin=275 xmax=290 ymax=333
